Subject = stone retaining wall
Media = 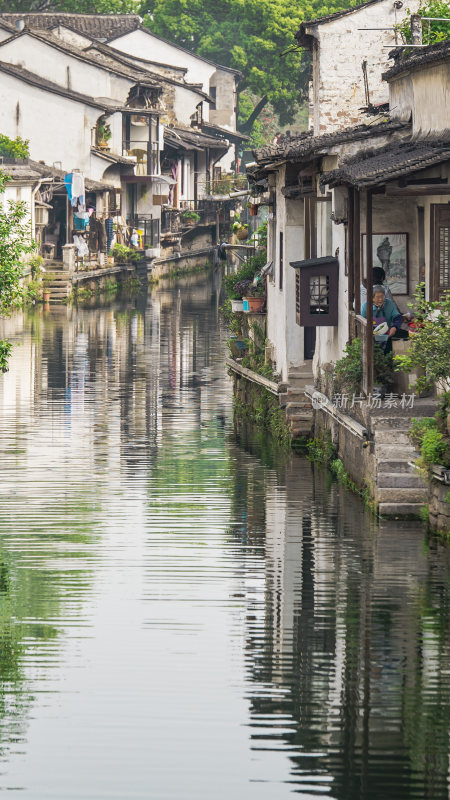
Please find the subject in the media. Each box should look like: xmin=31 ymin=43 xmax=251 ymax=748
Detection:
xmin=428 ymin=480 xmax=450 ymax=534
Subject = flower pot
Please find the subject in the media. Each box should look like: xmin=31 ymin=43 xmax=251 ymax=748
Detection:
xmin=236 ymin=227 xmax=249 ymax=241
xmin=243 ymin=296 xmax=264 ymax=313
xmin=42 ymin=290 xmax=51 ymax=302
xmin=231 ymin=299 xmax=244 ymax=312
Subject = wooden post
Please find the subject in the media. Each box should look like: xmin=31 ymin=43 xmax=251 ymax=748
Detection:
xmin=365 ymin=190 xmax=373 ymax=396
xmin=353 ymin=189 xmax=361 ymax=315
xmin=348 ymin=187 xmax=354 ymax=305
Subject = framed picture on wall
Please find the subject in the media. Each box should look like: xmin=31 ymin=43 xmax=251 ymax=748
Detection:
xmin=362 ymin=232 xmax=408 ymax=295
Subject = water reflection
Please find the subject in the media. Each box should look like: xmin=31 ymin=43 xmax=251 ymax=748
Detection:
xmin=0 ymin=272 xmax=447 ymax=798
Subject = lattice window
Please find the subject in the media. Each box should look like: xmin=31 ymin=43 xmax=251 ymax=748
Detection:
xmin=309 ymin=275 xmax=330 ymax=315
xmin=295 ymin=271 xmax=300 ymax=325
xmin=439 ymin=225 xmax=450 ymax=289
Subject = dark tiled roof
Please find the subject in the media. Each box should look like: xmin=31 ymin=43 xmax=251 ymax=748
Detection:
xmin=87 ymin=40 xmax=188 ymax=75
xmin=252 ymin=120 xmax=408 ymax=166
xmin=202 ymin=121 xmax=250 ymax=142
xmin=0 ymin=29 xmax=162 ymax=90
xmin=108 ymin=24 xmax=243 ymax=76
xmin=322 ymin=135 xmax=450 ymax=188
xmin=164 ymin=126 xmax=228 ymax=151
xmin=383 ymin=39 xmax=450 ymax=80
xmin=0 ymin=158 xmax=113 ymax=190
xmin=0 ymin=59 xmax=114 ymax=109
xmin=295 ymin=0 xmax=384 ymax=45
xmin=0 ymin=13 xmax=140 ymax=40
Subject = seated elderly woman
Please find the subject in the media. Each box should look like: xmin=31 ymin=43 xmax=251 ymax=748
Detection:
xmin=361 ymin=284 xmax=403 ymax=353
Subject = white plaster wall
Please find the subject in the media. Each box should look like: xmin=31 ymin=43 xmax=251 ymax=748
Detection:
xmin=0 ymin=27 xmax=12 ymax=42
xmin=209 ymin=70 xmax=236 ymax=130
xmin=110 ymin=29 xmax=216 ymax=92
xmin=311 ymin=0 xmax=420 ymax=133
xmin=0 ymin=72 xmax=101 ymax=175
xmin=0 ymin=34 xmax=132 ymax=103
xmin=173 ymin=84 xmax=209 ymax=126
xmin=266 ymin=168 xmax=305 ymax=381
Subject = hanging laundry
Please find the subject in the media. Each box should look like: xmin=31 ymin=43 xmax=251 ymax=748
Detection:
xmin=96 ymin=217 xmax=107 ymax=253
xmin=64 ymin=172 xmax=85 ymax=207
xmin=105 ymin=216 xmax=114 ymax=253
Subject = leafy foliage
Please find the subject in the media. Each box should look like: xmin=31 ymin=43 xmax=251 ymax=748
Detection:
xmin=141 ymin=0 xmax=357 ymax=127
xmin=420 ymin=427 xmax=448 ymax=468
xmin=409 ymin=416 xmax=438 ymax=449
xmin=222 ymin=250 xmax=267 ymax=299
xmin=334 ymin=338 xmax=363 ymax=395
xmin=0 ymin=134 xmax=29 ymax=159
xmin=398 ymin=0 xmax=450 ymax=44
xmin=394 ymin=284 xmax=450 ymax=393
xmin=0 ymin=173 xmax=34 ymax=371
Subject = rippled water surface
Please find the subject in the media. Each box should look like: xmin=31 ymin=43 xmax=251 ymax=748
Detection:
xmin=0 ymin=271 xmax=449 ymax=799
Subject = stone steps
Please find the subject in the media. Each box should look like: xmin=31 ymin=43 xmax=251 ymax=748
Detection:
xmin=377 ymin=472 xmax=426 ymax=488
xmin=373 ymin=429 xmax=411 ymax=446
xmin=375 ymin=486 xmax=428 ymax=503
xmin=282 ymin=369 xmax=314 ymax=438
xmin=379 ymin=502 xmax=426 ymax=518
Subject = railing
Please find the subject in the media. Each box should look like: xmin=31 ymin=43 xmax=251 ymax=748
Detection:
xmin=198 ymin=175 xmax=248 ymax=196
xmin=161 ymin=203 xmax=217 ymax=234
xmin=123 ymin=141 xmax=159 ymax=176
xmin=127 ymin=215 xmax=160 ymax=248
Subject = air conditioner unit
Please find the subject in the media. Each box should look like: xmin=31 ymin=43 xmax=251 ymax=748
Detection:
xmin=35 ymin=206 xmax=49 ymax=226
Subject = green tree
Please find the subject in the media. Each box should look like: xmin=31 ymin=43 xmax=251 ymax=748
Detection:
xmin=0 ymin=173 xmax=34 ymax=372
xmin=140 ymin=0 xmax=356 ymax=129
xmin=398 ymin=0 xmax=450 ymax=44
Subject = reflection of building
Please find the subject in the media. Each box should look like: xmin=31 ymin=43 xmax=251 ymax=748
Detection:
xmin=233 ymin=445 xmax=450 ymax=798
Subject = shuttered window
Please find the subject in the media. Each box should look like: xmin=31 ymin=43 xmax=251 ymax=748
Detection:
xmin=431 ymin=205 xmax=450 ymax=298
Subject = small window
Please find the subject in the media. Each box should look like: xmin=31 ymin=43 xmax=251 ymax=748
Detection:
xmin=210 ymin=86 xmax=217 ymax=111
xmin=309 ymin=275 xmax=329 ymax=315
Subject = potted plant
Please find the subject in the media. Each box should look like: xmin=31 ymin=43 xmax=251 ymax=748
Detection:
xmin=243 ymin=282 xmax=265 ymax=313
xmin=42 ymin=271 xmax=53 ymax=302
xmin=236 ymin=224 xmax=249 ymax=241
xmin=230 ymin=279 xmax=252 ymax=312
xmin=181 ymin=210 xmax=201 ymax=227
xmin=97 ymin=119 xmax=112 ymax=150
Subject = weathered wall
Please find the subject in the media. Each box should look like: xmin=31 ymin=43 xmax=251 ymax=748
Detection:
xmin=310 ymin=0 xmax=420 ymax=133
xmin=0 ymin=33 xmax=132 ymax=103
xmin=110 ymin=29 xmax=217 ymax=92
xmin=389 ymin=61 xmax=450 ymax=135
xmin=209 ymin=70 xmax=236 ymax=130
xmin=0 ymin=71 xmax=99 ymax=175
xmin=428 ymin=479 xmax=450 ymax=534
xmin=266 ymin=167 xmax=306 ymax=382
xmin=53 ymin=25 xmax=94 ymax=49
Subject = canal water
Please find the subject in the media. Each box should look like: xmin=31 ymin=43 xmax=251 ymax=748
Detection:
xmin=0 ymin=271 xmax=448 ymax=799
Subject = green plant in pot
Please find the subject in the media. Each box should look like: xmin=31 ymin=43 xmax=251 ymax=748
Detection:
xmin=243 ymin=281 xmax=265 ymax=313
xmin=181 ymin=210 xmax=200 ymax=226
xmin=97 ymin=118 xmax=112 ymax=149
xmin=236 ymin=224 xmax=249 ymax=241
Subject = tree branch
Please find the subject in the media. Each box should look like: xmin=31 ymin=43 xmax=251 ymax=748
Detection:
xmin=240 ymin=95 xmax=268 ymax=133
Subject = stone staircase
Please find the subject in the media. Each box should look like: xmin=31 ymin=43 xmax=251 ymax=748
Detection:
xmin=43 ymin=262 xmax=72 ymax=302
xmin=371 ymin=411 xmax=431 ymax=518
xmin=279 ymin=366 xmax=314 ymax=438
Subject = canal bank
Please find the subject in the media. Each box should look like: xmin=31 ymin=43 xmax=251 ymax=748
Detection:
xmin=0 ymin=269 xmax=449 ymax=799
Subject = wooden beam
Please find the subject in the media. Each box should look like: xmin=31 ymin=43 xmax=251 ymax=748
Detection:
xmin=348 ymin=187 xmax=355 ymax=318
xmin=385 ymin=184 xmax=450 ymax=197
xmin=354 ymin=189 xmax=361 ymax=315
xmin=365 ymin=190 xmax=373 ymax=397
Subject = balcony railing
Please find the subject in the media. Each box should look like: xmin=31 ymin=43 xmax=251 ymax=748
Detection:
xmin=127 ymin=215 xmax=160 ymax=249
xmin=123 ymin=142 xmax=159 ymax=176
xmin=161 ymin=203 xmax=217 ymax=234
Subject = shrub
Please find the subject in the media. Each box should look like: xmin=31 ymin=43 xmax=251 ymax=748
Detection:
xmin=334 ymin=338 xmax=363 ymax=395
xmin=394 ymin=283 xmax=450 ymax=393
xmin=420 ymin=428 xmax=448 ymax=468
xmin=223 ymin=250 xmax=267 ymax=298
xmin=181 ymin=210 xmax=200 ymax=222
xmin=398 ymin=0 xmax=450 ymax=44
xmin=0 ymin=134 xmax=29 ymax=159
xmin=409 ymin=416 xmax=438 ymax=448
xmin=111 ymin=243 xmax=140 ymax=263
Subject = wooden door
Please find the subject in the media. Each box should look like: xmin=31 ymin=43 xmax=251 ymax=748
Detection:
xmin=430 ymin=205 xmax=450 ymax=299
